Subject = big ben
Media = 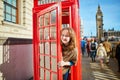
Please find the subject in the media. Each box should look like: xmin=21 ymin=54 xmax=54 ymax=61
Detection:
xmin=96 ymin=5 xmax=104 ymax=41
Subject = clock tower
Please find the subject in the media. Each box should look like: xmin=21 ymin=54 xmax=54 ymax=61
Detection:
xmin=96 ymin=5 xmax=104 ymax=41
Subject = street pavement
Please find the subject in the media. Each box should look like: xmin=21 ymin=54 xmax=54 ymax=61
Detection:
xmin=82 ymin=54 xmax=120 ymax=80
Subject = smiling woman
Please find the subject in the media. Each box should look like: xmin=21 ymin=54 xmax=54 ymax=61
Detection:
xmin=61 ymin=30 xmax=70 ymax=45
xmin=58 ymin=27 xmax=78 ymax=80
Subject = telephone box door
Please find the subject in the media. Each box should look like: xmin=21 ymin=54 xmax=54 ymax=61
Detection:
xmin=33 ymin=3 xmax=62 ymax=80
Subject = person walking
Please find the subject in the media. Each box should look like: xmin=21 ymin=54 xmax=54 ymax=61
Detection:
xmin=115 ymin=41 xmax=120 ymax=73
xmin=103 ymin=38 xmax=112 ymax=65
xmin=58 ymin=27 xmax=78 ymax=80
xmin=86 ymin=40 xmax=90 ymax=57
xmin=81 ymin=38 xmax=86 ymax=56
xmin=96 ymin=43 xmax=107 ymax=69
xmin=90 ymin=39 xmax=97 ymax=62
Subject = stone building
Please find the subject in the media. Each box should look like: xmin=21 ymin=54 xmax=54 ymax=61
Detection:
xmin=104 ymin=28 xmax=120 ymax=40
xmin=80 ymin=19 xmax=84 ymax=38
xmin=96 ymin=5 xmax=120 ymax=42
xmin=0 ymin=0 xmax=33 ymax=80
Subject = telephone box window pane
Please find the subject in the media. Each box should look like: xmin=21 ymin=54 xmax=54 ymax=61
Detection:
xmin=44 ymin=28 xmax=49 ymax=40
xmin=44 ymin=13 xmax=50 ymax=26
xmin=51 ymin=42 xmax=57 ymax=56
xmin=38 ymin=0 xmax=60 ymax=5
xmin=51 ymin=0 xmax=55 ymax=3
xmin=51 ymin=10 xmax=56 ymax=24
xmin=62 ymin=24 xmax=69 ymax=28
xmin=40 ymin=68 xmax=44 ymax=80
xmin=45 ymin=56 xmax=50 ymax=69
xmin=45 ymin=0 xmax=49 ymax=4
xmin=40 ymin=55 xmax=44 ymax=67
xmin=39 ymin=16 xmax=44 ymax=27
xmin=52 ymin=73 xmax=57 ymax=80
xmin=50 ymin=27 xmax=56 ymax=40
xmin=39 ymin=29 xmax=43 ymax=40
xmin=46 ymin=70 xmax=50 ymax=80
xmin=45 ymin=42 xmax=50 ymax=54
xmin=51 ymin=58 xmax=57 ymax=72
xmin=39 ymin=43 xmax=44 ymax=54
xmin=38 ymin=0 xmax=42 ymax=5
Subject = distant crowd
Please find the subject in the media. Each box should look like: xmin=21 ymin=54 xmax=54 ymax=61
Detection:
xmin=81 ymin=37 xmax=120 ymax=72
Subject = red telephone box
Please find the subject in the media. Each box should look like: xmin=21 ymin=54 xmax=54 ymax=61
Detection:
xmin=33 ymin=0 xmax=82 ymax=80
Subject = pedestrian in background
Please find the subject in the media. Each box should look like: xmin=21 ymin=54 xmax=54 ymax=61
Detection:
xmin=103 ymin=38 xmax=112 ymax=65
xmin=86 ymin=39 xmax=90 ymax=57
xmin=115 ymin=41 xmax=120 ymax=73
xmin=94 ymin=39 xmax=98 ymax=57
xmin=90 ymin=39 xmax=97 ymax=62
xmin=58 ymin=27 xmax=78 ymax=80
xmin=81 ymin=38 xmax=86 ymax=56
xmin=96 ymin=43 xmax=107 ymax=69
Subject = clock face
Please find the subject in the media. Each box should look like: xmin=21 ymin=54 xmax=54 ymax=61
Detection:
xmin=97 ymin=16 xmax=101 ymax=19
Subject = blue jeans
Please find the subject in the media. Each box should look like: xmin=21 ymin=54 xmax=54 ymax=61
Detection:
xmin=81 ymin=47 xmax=86 ymax=56
xmin=90 ymin=50 xmax=96 ymax=62
xmin=63 ymin=70 xmax=69 ymax=80
xmin=63 ymin=61 xmax=74 ymax=80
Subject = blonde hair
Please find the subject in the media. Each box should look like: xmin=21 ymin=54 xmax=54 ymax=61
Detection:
xmin=60 ymin=27 xmax=76 ymax=51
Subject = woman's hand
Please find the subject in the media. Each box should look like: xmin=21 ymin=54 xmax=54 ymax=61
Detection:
xmin=58 ymin=61 xmax=70 ymax=67
xmin=58 ymin=61 xmax=66 ymax=67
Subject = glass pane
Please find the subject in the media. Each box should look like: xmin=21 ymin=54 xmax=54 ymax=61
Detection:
xmin=62 ymin=24 xmax=69 ymax=28
xmin=38 ymin=0 xmax=42 ymax=5
xmin=51 ymin=10 xmax=56 ymax=24
xmin=51 ymin=42 xmax=57 ymax=56
xmin=45 ymin=42 xmax=50 ymax=54
xmin=12 ymin=16 xmax=16 ymax=23
xmin=6 ymin=5 xmax=11 ymax=13
xmin=46 ymin=70 xmax=50 ymax=80
xmin=4 ymin=5 xmax=6 ymax=19
xmin=7 ymin=0 xmax=12 ymax=4
xmin=39 ymin=29 xmax=43 ymax=40
xmin=45 ymin=56 xmax=50 ymax=69
xmin=44 ymin=13 xmax=50 ymax=26
xmin=6 ymin=14 xmax=11 ymax=21
xmin=12 ymin=0 xmax=16 ymax=7
xmin=4 ymin=0 xmax=17 ymax=23
xmin=51 ymin=58 xmax=57 ymax=72
xmin=52 ymin=73 xmax=57 ymax=80
xmin=40 ymin=68 xmax=44 ymax=80
xmin=50 ymin=26 xmax=56 ymax=40
xmin=38 ymin=0 xmax=61 ymax=5
xmin=45 ymin=0 xmax=49 ymax=3
xmin=39 ymin=43 xmax=44 ymax=54
xmin=44 ymin=28 xmax=49 ymax=40
xmin=40 ymin=55 xmax=44 ymax=67
xmin=12 ymin=8 xmax=16 ymax=16
xmin=39 ymin=16 xmax=44 ymax=27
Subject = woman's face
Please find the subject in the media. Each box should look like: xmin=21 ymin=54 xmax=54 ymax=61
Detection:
xmin=61 ymin=29 xmax=70 ymax=45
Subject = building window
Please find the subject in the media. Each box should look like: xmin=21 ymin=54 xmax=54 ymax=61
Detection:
xmin=4 ymin=0 xmax=17 ymax=23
